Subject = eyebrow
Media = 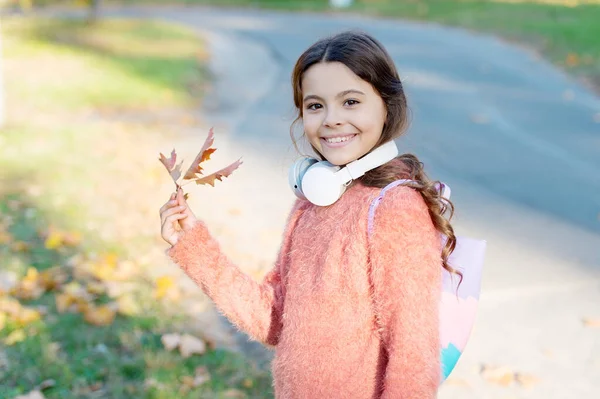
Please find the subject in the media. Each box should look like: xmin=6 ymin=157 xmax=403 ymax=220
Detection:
xmin=303 ymin=89 xmax=366 ymax=103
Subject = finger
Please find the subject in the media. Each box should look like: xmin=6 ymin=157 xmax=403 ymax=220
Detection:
xmin=160 ymin=205 xmax=186 ymax=225
xmin=159 ymin=199 xmax=180 ymax=215
xmin=163 ymin=213 xmax=188 ymax=231
xmin=177 ymin=188 xmax=187 ymax=206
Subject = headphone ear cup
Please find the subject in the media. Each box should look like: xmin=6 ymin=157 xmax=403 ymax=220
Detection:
xmin=288 ymin=157 xmax=319 ymax=200
xmin=301 ymin=161 xmax=345 ymax=206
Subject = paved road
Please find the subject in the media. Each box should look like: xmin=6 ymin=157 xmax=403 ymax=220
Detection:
xmin=45 ymin=5 xmax=600 ymax=398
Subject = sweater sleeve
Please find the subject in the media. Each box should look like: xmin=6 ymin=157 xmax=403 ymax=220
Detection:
xmin=368 ymin=186 xmax=442 ymax=398
xmin=166 ymin=199 xmax=306 ymax=348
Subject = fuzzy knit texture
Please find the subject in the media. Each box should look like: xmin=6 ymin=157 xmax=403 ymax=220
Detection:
xmin=167 ymin=181 xmax=443 ymax=399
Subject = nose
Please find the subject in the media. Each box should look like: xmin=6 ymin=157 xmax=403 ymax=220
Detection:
xmin=323 ymin=108 xmax=343 ymax=128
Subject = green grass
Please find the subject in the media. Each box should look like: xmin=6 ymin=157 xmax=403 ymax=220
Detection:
xmin=127 ymin=0 xmax=600 ymax=89
xmin=0 ymin=17 xmax=273 ymax=399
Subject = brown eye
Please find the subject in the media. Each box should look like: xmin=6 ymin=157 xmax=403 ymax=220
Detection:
xmin=345 ymin=99 xmax=359 ymax=106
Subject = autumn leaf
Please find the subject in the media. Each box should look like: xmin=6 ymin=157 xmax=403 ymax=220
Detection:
xmin=44 ymin=230 xmax=63 ymax=249
xmin=480 ymin=364 xmax=515 ymax=386
xmin=183 ymin=127 xmax=216 ymax=180
xmin=154 ymin=275 xmax=177 ymax=300
xmin=195 ymin=158 xmax=243 ymax=187
xmin=116 ymin=294 xmax=140 ymax=316
xmin=515 ymin=372 xmax=540 ymax=389
xmin=158 ymin=128 xmax=243 ymax=192
xmin=582 ymin=317 xmax=600 ymax=327
xmin=159 ymin=149 xmax=184 ymax=182
xmin=84 ymin=304 xmax=116 ymax=326
xmin=4 ymin=328 xmax=26 ymax=345
xmin=14 ymin=389 xmax=46 ymax=399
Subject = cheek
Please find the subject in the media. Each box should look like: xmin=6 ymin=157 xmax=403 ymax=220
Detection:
xmin=302 ymin=114 xmax=321 ymax=138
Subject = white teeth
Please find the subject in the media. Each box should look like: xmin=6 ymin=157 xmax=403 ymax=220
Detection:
xmin=325 ymin=135 xmax=354 ymax=144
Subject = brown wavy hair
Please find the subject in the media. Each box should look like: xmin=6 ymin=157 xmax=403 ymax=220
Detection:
xmin=289 ymin=30 xmax=461 ymax=281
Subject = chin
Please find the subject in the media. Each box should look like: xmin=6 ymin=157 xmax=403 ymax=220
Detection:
xmin=321 ymin=151 xmax=357 ymax=167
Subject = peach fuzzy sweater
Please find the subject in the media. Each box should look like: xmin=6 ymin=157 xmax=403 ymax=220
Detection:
xmin=167 ymin=181 xmax=443 ymax=398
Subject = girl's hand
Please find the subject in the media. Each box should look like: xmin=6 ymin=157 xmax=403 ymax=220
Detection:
xmin=159 ymin=188 xmax=199 ymax=246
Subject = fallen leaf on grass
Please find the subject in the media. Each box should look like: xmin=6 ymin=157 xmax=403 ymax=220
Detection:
xmin=159 ymin=127 xmax=243 ymax=193
xmin=116 ymin=294 xmax=141 ymax=316
xmin=11 ymin=241 xmax=31 ymax=252
xmin=14 ymin=390 xmax=45 ymax=399
xmin=161 ymin=333 xmax=181 ymax=351
xmin=161 ymin=333 xmax=207 ymax=357
xmin=179 ymin=333 xmax=207 ymax=358
xmin=44 ymin=228 xmax=82 ymax=250
xmin=11 ymin=268 xmax=45 ymax=300
xmin=83 ymin=304 xmax=116 ymax=326
xmin=4 ymin=329 xmax=26 ymax=346
xmin=180 ymin=366 xmax=211 ymax=393
xmin=222 ymin=389 xmax=247 ymax=398
xmin=154 ymin=276 xmax=179 ymax=301
xmin=565 ymin=53 xmax=580 ymax=67
xmin=582 ymin=317 xmax=600 ymax=327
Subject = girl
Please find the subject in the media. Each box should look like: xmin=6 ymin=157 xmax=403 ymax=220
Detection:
xmin=159 ymin=30 xmax=458 ymax=398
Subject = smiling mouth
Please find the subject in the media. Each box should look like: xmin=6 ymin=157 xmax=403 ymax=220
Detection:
xmin=321 ymin=134 xmax=357 ymax=146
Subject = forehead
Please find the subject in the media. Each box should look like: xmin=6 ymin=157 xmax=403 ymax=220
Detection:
xmin=301 ymin=62 xmax=374 ymax=96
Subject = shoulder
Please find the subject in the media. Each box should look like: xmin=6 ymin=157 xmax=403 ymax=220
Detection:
xmin=370 ymin=183 xmax=431 ymax=226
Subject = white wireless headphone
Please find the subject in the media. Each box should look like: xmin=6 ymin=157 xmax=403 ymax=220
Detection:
xmin=288 ymin=140 xmax=399 ymax=206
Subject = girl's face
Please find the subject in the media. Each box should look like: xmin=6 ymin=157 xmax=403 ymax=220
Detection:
xmin=301 ymin=61 xmax=387 ymax=166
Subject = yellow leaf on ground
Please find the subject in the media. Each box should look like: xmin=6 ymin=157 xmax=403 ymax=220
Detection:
xmin=4 ymin=329 xmax=26 ymax=345
xmin=86 ymin=282 xmax=106 ymax=296
xmin=480 ymin=364 xmax=515 ymax=386
xmin=55 ymin=293 xmax=76 ymax=313
xmin=12 ymin=241 xmax=31 ymax=252
xmin=44 ymin=230 xmax=64 ymax=249
xmin=582 ymin=317 xmax=600 ymax=327
xmin=116 ymin=294 xmax=140 ymax=316
xmin=0 ymin=312 xmax=6 ymax=330
xmin=84 ymin=305 xmax=116 ymax=326
xmin=16 ymin=308 xmax=41 ymax=327
xmin=179 ymin=334 xmax=206 ymax=358
xmin=515 ymin=372 xmax=541 ymax=389
xmin=0 ymin=230 xmax=12 ymax=244
xmin=154 ymin=276 xmax=175 ymax=299
xmin=565 ymin=53 xmax=580 ymax=67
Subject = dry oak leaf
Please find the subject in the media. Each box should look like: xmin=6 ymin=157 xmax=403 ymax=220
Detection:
xmin=159 ymin=127 xmax=243 ymax=192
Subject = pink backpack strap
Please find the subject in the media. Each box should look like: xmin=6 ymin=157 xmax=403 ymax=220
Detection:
xmin=367 ymin=179 xmax=450 ymax=237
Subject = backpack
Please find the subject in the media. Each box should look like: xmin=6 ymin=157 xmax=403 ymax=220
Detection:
xmin=367 ymin=179 xmax=487 ymax=382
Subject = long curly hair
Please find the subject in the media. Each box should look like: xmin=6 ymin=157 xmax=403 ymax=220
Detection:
xmin=289 ymin=30 xmax=461 ymax=281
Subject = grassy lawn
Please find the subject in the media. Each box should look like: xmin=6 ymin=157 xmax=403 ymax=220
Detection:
xmin=131 ymin=0 xmax=600 ymax=90
xmin=0 ymin=18 xmax=273 ymax=399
